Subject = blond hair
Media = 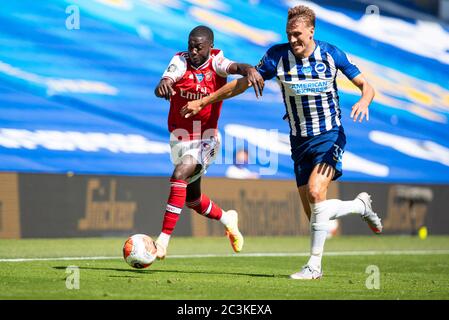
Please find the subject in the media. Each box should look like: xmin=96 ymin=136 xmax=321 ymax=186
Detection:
xmin=287 ymin=5 xmax=316 ymax=27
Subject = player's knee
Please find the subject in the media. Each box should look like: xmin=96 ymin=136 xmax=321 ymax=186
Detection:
xmin=171 ymin=170 xmax=185 ymax=181
xmin=172 ymin=166 xmax=193 ymax=181
xmin=307 ymin=185 xmax=325 ymax=203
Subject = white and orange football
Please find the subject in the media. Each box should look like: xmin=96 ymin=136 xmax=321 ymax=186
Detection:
xmin=123 ymin=234 xmax=157 ymax=269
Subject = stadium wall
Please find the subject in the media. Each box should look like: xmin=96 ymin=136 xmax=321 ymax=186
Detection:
xmin=0 ymin=173 xmax=448 ymax=239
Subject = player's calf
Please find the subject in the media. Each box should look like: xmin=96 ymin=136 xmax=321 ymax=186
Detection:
xmin=186 ymin=194 xmax=223 ymax=220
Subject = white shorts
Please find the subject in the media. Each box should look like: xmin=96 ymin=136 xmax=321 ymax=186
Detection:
xmin=170 ymin=135 xmax=220 ymax=184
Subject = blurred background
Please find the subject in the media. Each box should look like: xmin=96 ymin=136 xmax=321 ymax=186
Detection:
xmin=0 ymin=0 xmax=448 ymax=239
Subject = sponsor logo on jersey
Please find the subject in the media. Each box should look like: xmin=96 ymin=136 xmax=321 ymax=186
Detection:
xmin=301 ymin=66 xmax=312 ymax=74
xmin=289 ymin=80 xmax=330 ymax=94
xmin=180 ymin=90 xmax=208 ymax=101
xmin=315 ymin=62 xmax=327 ymax=73
xmin=195 ymin=73 xmax=204 ymax=82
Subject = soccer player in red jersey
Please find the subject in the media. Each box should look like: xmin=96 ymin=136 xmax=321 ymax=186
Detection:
xmin=153 ymin=26 xmax=263 ymax=259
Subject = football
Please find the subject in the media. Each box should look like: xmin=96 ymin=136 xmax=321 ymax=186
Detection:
xmin=123 ymin=234 xmax=158 ymax=269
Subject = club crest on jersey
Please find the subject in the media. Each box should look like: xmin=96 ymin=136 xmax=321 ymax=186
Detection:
xmin=315 ymin=62 xmax=327 ymax=73
xmin=205 ymin=71 xmax=212 ymax=81
xmin=195 ymin=73 xmax=204 ymax=82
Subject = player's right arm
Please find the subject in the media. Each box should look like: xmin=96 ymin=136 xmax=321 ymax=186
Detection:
xmin=155 ymin=78 xmax=176 ymax=100
xmin=154 ymin=53 xmax=187 ymax=101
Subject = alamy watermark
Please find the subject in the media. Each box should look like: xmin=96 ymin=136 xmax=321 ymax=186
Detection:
xmin=365 ymin=4 xmax=380 ymax=23
xmin=65 ymin=265 xmax=80 ymax=290
xmin=365 ymin=265 xmax=380 ymax=290
xmin=169 ymin=122 xmax=280 ymax=176
xmin=66 ymin=5 xmax=80 ymax=30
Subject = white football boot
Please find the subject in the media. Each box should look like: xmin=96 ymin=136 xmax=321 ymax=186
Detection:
xmin=155 ymin=236 xmax=168 ymax=260
xmin=290 ymin=265 xmax=323 ymax=280
xmin=356 ymin=192 xmax=383 ymax=234
xmin=155 ymin=243 xmax=166 ymax=260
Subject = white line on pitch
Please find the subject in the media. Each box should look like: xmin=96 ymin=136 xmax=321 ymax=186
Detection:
xmin=1 ymin=249 xmax=449 ymax=262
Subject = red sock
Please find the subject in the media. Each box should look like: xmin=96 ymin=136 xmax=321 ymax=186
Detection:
xmin=161 ymin=179 xmax=187 ymax=235
xmin=186 ymin=194 xmax=223 ymax=220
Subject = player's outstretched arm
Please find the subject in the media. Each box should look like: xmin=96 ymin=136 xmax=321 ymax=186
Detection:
xmin=349 ymin=74 xmax=375 ymax=122
xmin=180 ymin=77 xmax=250 ymax=119
xmin=228 ymin=63 xmax=264 ymax=98
xmin=154 ymin=78 xmax=176 ymax=101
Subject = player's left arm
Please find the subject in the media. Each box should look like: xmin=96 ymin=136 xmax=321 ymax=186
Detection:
xmin=180 ymin=77 xmax=250 ymax=118
xmin=227 ymin=63 xmax=264 ymax=98
xmin=349 ymin=74 xmax=375 ymax=123
xmin=332 ymin=45 xmax=375 ymax=123
xmin=181 ymin=48 xmax=277 ymax=118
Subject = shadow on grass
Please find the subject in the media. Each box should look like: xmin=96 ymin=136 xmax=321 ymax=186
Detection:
xmin=52 ymin=265 xmax=282 ymax=279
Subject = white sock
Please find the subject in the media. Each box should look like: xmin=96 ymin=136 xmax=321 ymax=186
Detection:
xmin=219 ymin=210 xmax=231 ymax=226
xmin=307 ymin=201 xmax=331 ymax=271
xmin=325 ymin=199 xmax=365 ymax=220
xmin=306 ymin=198 xmax=365 ymax=269
xmin=157 ymin=232 xmax=171 ymax=248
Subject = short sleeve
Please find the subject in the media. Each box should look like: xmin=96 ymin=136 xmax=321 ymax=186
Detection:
xmin=212 ymin=50 xmax=235 ymax=78
xmin=330 ymin=46 xmax=361 ymax=80
xmin=162 ymin=54 xmax=187 ymax=82
xmin=255 ymin=46 xmax=278 ymax=81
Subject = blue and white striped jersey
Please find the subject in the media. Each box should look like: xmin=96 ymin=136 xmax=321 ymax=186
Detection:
xmin=256 ymin=40 xmax=361 ymax=137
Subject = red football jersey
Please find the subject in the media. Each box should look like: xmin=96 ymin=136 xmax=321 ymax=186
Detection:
xmin=162 ymin=48 xmax=234 ymax=140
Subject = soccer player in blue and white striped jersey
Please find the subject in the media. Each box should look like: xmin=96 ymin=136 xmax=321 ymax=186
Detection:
xmin=181 ymin=5 xmax=383 ymax=280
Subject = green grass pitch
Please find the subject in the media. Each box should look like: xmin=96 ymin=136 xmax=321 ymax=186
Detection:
xmin=1 ymin=236 xmax=448 ymax=300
